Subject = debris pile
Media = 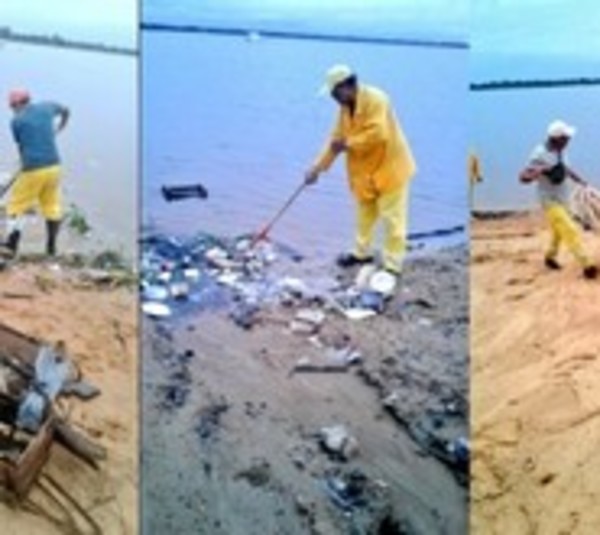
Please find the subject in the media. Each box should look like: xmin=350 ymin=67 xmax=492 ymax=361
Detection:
xmin=141 ymin=232 xmax=398 ymax=327
xmin=0 ymin=324 xmax=106 ymax=497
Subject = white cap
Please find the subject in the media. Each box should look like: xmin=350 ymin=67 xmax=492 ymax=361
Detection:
xmin=547 ymin=120 xmax=576 ymax=139
xmin=319 ymin=64 xmax=354 ymax=96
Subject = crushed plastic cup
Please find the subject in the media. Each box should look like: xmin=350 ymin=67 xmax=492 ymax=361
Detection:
xmin=142 ymin=301 xmax=172 ymax=318
xmin=143 ymin=283 xmax=169 ymax=301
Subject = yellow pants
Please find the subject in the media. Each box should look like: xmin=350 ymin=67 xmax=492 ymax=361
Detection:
xmin=7 ymin=165 xmax=62 ymax=220
xmin=544 ymin=202 xmax=591 ymax=267
xmin=354 ymin=182 xmax=410 ymax=273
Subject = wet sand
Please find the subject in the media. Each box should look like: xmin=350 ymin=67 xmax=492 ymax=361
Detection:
xmin=471 ymin=212 xmax=600 ymax=533
xmin=0 ymin=261 xmax=138 ymax=534
xmin=142 ymin=246 xmax=468 ymax=534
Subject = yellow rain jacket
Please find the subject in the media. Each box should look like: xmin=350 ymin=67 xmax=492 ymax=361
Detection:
xmin=313 ymin=85 xmax=416 ymax=202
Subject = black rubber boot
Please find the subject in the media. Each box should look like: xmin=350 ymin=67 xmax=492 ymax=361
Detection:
xmin=6 ymin=230 xmax=21 ymax=256
xmin=46 ymin=219 xmax=61 ymax=257
xmin=583 ymin=265 xmax=598 ymax=280
xmin=544 ymin=257 xmax=561 ymax=270
xmin=336 ymin=253 xmax=375 ymax=269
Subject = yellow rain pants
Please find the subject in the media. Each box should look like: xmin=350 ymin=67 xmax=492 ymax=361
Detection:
xmin=354 ymin=182 xmax=410 ymax=273
xmin=544 ymin=202 xmax=592 ymax=267
xmin=7 ymin=165 xmax=62 ymax=220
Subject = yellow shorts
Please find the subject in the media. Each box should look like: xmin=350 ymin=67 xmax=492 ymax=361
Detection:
xmin=6 ymin=165 xmax=62 ymax=220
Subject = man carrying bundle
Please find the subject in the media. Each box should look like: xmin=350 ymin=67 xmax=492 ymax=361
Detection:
xmin=520 ymin=120 xmax=597 ymax=279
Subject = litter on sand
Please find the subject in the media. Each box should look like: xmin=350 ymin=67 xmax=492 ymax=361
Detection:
xmin=140 ymin=231 xmax=399 ymax=328
xmin=142 ymin=301 xmax=172 ymax=318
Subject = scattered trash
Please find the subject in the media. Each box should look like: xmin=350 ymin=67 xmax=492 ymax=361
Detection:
xmin=291 ymin=344 xmax=363 ymax=375
xmin=142 ymin=301 xmax=172 ymax=318
xmin=322 ymin=469 xmax=369 ymax=512
xmin=278 ymin=277 xmax=308 ymax=298
xmin=17 ymin=345 xmax=72 ymax=432
xmin=230 ymin=302 xmax=260 ymax=330
xmin=418 ymin=317 xmax=433 ymax=328
xmin=140 ymin=229 xmax=401 ymax=331
xmin=295 ymin=308 xmax=326 ymax=327
xmin=0 ymin=323 xmax=106 ymax=496
xmin=354 ymin=264 xmax=378 ymax=289
xmin=61 ymin=379 xmax=101 ymax=400
xmin=405 ymin=412 xmax=469 ymax=485
xmin=319 ymin=424 xmax=360 ymax=461
xmin=369 ymin=270 xmax=397 ymax=296
xmin=292 ymin=360 xmax=349 ymax=375
xmin=142 ymin=283 xmax=169 ymax=301
xmin=446 ymin=436 xmax=470 ymax=466
xmin=357 ymin=291 xmax=386 ymax=313
xmin=326 ymin=345 xmax=363 ymax=366
xmin=161 ymin=183 xmax=208 ymax=202
xmin=169 ymin=276 xmax=190 ymax=300
xmin=344 ymin=308 xmax=377 ymax=321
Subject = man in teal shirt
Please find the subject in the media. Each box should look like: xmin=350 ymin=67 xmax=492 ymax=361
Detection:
xmin=3 ymin=89 xmax=69 ymax=257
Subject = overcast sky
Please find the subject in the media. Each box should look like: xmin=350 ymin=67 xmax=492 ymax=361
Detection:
xmin=472 ymin=0 xmax=600 ymax=56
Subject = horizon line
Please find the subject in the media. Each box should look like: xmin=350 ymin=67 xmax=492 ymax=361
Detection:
xmin=141 ymin=21 xmax=469 ymax=50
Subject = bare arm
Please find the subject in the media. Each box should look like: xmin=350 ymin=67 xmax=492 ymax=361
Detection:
xmin=519 ymin=164 xmax=549 ymax=183
xmin=565 ymin=166 xmax=587 ymax=186
xmin=55 ymin=105 xmax=70 ymax=133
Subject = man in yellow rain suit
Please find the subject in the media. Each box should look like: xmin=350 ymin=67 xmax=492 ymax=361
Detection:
xmin=2 ymin=89 xmax=70 ymax=258
xmin=305 ymin=65 xmax=416 ymax=275
xmin=520 ymin=120 xmax=597 ymax=279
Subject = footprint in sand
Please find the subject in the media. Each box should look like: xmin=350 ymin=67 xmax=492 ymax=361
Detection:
xmin=552 ymin=353 xmax=597 ymax=377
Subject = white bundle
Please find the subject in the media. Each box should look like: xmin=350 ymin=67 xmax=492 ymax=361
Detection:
xmin=571 ymin=184 xmax=600 ymax=232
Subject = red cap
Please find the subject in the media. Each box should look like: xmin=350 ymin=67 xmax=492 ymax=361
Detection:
xmin=9 ymin=89 xmax=30 ymax=107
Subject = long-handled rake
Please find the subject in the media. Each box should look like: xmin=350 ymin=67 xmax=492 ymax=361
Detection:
xmin=249 ymin=182 xmax=307 ymax=248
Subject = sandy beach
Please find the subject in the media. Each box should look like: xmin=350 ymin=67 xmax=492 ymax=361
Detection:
xmin=471 ymin=211 xmax=600 ymax=534
xmin=142 ymin=245 xmax=468 ymax=534
xmin=0 ymin=260 xmax=138 ymax=534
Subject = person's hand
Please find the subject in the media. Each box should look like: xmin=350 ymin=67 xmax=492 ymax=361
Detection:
xmin=330 ymin=138 xmax=347 ymax=154
xmin=519 ymin=167 xmax=540 ymax=183
xmin=304 ymin=167 xmax=320 ymax=185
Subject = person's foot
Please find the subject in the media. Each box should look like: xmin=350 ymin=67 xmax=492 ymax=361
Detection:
xmin=583 ymin=265 xmax=598 ymax=280
xmin=544 ymin=257 xmax=561 ymax=270
xmin=336 ymin=253 xmax=374 ymax=269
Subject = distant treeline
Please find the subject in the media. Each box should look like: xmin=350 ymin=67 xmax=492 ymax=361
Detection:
xmin=0 ymin=27 xmax=136 ymax=56
xmin=471 ymin=78 xmax=600 ymax=91
xmin=141 ymin=21 xmax=469 ymax=50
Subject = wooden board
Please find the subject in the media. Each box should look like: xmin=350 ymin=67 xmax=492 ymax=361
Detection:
xmin=0 ymin=322 xmax=55 ymax=497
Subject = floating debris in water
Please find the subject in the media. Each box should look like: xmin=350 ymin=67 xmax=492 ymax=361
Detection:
xmin=161 ymin=183 xmax=208 ymax=202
